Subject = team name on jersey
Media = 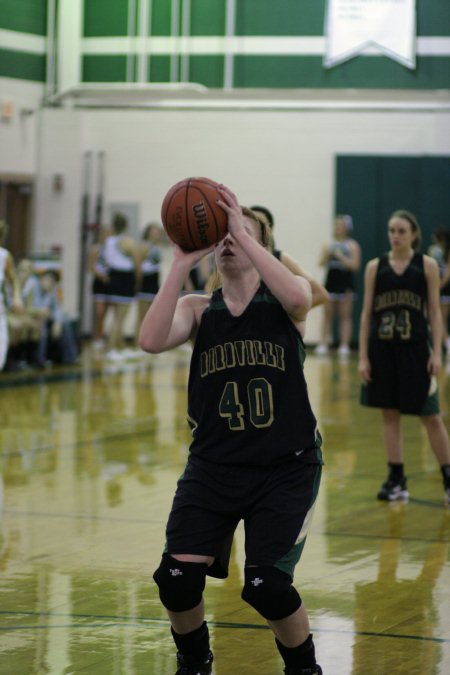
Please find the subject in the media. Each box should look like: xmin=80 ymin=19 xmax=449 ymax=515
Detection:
xmin=200 ymin=339 xmax=285 ymax=378
xmin=373 ymin=290 xmax=422 ymax=313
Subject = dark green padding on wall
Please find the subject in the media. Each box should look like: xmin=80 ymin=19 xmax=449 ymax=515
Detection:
xmin=0 ymin=0 xmax=46 ymax=35
xmin=83 ymin=0 xmax=130 ymax=37
xmin=0 ymin=48 xmax=45 ymax=81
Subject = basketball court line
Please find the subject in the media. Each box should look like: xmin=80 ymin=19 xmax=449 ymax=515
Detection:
xmin=1 ymin=610 xmax=449 ymax=645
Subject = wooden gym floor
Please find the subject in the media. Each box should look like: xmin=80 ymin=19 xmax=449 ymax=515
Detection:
xmin=0 ymin=345 xmax=449 ymax=674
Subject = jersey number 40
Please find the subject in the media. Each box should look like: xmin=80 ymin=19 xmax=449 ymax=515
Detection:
xmin=219 ymin=379 xmax=274 ymax=430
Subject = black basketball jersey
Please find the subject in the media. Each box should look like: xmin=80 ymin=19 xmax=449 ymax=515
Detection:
xmin=369 ymin=252 xmax=429 ymax=343
xmin=187 ymin=282 xmax=321 ymax=466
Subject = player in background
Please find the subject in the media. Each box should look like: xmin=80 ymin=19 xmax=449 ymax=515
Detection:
xmin=139 ymin=186 xmax=323 ymax=675
xmin=136 ymin=222 xmax=163 ymax=342
xmin=358 ymin=209 xmax=450 ymax=504
xmin=250 ymin=205 xmax=329 ymax=309
xmin=88 ymin=225 xmax=111 ymax=350
xmin=101 ymin=213 xmax=141 ymax=361
xmin=315 ymin=215 xmax=361 ymax=356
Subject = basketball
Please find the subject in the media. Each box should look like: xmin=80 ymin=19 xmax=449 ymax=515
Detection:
xmin=161 ymin=177 xmax=228 ymax=251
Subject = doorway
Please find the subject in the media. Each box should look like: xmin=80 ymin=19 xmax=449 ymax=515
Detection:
xmin=0 ymin=174 xmax=34 ymax=259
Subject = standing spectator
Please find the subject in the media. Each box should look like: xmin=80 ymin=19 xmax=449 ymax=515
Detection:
xmin=315 ymin=215 xmax=361 ymax=356
xmin=358 ymin=209 xmax=450 ymax=504
xmin=0 ymin=220 xmax=22 ymax=371
xmin=139 ymin=186 xmax=323 ymax=675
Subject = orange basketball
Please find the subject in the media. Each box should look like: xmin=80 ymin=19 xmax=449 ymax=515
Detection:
xmin=161 ymin=177 xmax=228 ymax=251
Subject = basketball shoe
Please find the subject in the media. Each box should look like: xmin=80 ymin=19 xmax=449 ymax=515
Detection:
xmin=377 ymin=477 xmax=409 ymax=501
xmin=175 ymin=650 xmax=214 ymax=675
xmin=284 ymin=666 xmax=323 ymax=675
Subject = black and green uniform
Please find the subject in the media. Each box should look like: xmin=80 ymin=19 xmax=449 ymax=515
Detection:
xmin=361 ymin=252 xmax=439 ymax=415
xmin=164 ymin=282 xmax=323 ymax=579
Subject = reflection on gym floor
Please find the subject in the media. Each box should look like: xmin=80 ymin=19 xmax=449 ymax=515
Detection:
xmin=1 ymin=346 xmax=449 ymax=674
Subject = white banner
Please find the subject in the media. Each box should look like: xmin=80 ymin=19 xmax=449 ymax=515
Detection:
xmin=324 ymin=0 xmax=416 ymax=69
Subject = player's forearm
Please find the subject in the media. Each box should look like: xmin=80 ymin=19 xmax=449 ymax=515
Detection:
xmin=235 ymin=229 xmax=312 ymax=316
xmin=429 ymin=310 xmax=442 ymax=356
xmin=358 ymin=313 xmax=370 ymax=360
xmin=309 ymin=280 xmax=330 ymax=307
xmin=280 ymin=254 xmax=328 ymax=308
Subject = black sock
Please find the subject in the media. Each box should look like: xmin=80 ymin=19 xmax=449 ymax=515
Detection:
xmin=388 ymin=462 xmax=405 ymax=483
xmin=441 ymin=464 xmax=450 ymax=486
xmin=276 ymin=633 xmax=316 ymax=669
xmin=25 ymin=340 xmax=39 ymax=364
xmin=171 ymin=621 xmax=210 ymax=661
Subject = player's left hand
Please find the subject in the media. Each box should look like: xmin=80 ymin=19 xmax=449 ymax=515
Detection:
xmin=358 ymin=356 xmax=372 ymax=383
xmin=216 ymin=185 xmax=245 ymax=239
xmin=428 ymin=352 xmax=441 ymax=375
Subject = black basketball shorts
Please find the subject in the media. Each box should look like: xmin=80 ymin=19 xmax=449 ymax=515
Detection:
xmin=163 ymin=453 xmax=322 ymax=580
xmin=360 ymin=339 xmax=439 ymax=415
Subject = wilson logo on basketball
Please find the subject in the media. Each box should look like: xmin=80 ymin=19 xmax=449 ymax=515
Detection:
xmin=192 ymin=201 xmax=210 ymax=246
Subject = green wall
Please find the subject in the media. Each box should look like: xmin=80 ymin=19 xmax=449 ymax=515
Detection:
xmin=82 ymin=0 xmax=450 ymax=89
xmin=1 ymin=1 xmax=450 ymax=88
xmin=0 ymin=0 xmax=46 ymax=35
xmin=0 ymin=49 xmax=45 ymax=81
xmin=0 ymin=0 xmax=46 ymax=82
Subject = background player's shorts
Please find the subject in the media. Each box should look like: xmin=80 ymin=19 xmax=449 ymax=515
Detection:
xmin=104 ymin=269 xmax=136 ymax=303
xmin=325 ymin=268 xmax=355 ymax=300
xmin=137 ymin=272 xmax=159 ymax=302
xmin=92 ymin=276 xmax=110 ymax=301
xmin=164 ymin=452 xmax=322 ymax=580
xmin=360 ymin=339 xmax=439 ymax=415
xmin=0 ymin=312 xmax=8 ymax=369
xmin=440 ymin=280 xmax=450 ymax=305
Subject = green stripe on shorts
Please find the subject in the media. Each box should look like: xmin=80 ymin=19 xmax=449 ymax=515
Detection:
xmin=274 ymin=464 xmax=322 ymax=579
xmin=420 ymin=377 xmax=440 ymax=416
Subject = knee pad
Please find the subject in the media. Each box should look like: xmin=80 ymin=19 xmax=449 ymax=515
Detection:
xmin=241 ymin=566 xmax=301 ymax=621
xmin=153 ymin=555 xmax=208 ymax=613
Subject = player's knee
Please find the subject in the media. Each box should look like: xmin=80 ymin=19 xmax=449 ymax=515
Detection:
xmin=241 ymin=566 xmax=301 ymax=621
xmin=153 ymin=555 xmax=208 ymax=612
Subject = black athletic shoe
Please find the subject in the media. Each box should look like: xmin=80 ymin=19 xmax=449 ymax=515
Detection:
xmin=175 ymin=650 xmax=214 ymax=675
xmin=284 ymin=666 xmax=323 ymax=675
xmin=377 ymin=478 xmax=408 ymax=501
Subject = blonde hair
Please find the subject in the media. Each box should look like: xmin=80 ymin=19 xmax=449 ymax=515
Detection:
xmin=206 ymin=207 xmax=272 ymax=292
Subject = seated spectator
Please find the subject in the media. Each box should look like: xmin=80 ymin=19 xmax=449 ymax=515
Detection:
xmin=4 ymin=259 xmax=45 ymax=368
xmin=32 ymin=270 xmax=79 ymax=366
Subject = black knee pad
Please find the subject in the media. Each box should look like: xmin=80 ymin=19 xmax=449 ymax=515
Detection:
xmin=241 ymin=566 xmax=301 ymax=621
xmin=153 ymin=555 xmax=208 ymax=613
